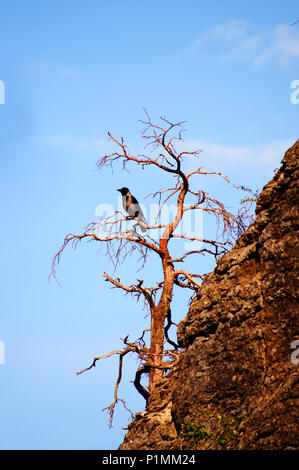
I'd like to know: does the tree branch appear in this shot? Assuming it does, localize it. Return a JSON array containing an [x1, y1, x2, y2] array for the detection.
[[133, 365, 150, 401], [187, 168, 230, 183], [50, 111, 252, 426], [174, 269, 202, 289], [164, 308, 179, 350], [104, 272, 157, 310]]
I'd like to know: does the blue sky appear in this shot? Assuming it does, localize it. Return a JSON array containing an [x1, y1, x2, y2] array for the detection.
[[0, 0, 298, 450]]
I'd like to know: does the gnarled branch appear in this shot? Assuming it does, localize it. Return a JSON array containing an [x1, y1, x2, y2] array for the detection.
[[50, 111, 253, 427]]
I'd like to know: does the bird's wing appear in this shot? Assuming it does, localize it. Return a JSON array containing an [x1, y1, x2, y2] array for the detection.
[[130, 195, 139, 205], [128, 195, 147, 223]]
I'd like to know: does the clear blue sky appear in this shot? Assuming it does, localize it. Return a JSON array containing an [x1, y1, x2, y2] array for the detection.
[[0, 0, 298, 449]]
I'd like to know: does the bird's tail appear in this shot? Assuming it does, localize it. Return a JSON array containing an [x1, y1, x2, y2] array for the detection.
[[139, 222, 146, 233], [138, 215, 147, 232]]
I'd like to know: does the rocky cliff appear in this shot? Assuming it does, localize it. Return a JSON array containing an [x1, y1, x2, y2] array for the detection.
[[119, 140, 299, 450]]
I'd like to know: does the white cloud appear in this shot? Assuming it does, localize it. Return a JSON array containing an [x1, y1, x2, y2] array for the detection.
[[254, 24, 299, 66], [194, 19, 250, 45], [191, 20, 299, 66], [29, 58, 81, 80], [177, 137, 295, 168], [33, 133, 107, 154], [192, 20, 262, 62], [33, 131, 296, 178]]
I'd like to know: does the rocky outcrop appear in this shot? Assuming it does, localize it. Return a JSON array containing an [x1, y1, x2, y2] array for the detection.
[[119, 140, 299, 450]]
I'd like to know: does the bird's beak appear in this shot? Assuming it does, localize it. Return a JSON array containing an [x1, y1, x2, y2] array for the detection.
[[117, 189, 121, 192]]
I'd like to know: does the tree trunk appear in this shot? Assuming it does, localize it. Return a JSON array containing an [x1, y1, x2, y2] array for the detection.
[[148, 244, 174, 394], [148, 304, 165, 393]]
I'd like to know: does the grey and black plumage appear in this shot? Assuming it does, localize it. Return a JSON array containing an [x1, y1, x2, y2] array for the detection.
[[117, 187, 147, 232]]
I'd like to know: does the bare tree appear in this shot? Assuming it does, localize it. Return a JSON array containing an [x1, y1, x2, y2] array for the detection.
[[50, 111, 245, 426]]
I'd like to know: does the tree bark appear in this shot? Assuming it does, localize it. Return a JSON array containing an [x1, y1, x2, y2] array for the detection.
[[148, 241, 174, 393], [148, 304, 165, 393]]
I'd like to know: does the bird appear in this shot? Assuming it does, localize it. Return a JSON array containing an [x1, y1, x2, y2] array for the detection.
[[117, 187, 147, 232]]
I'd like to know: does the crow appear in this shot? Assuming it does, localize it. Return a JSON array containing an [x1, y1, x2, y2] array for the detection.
[[117, 187, 147, 233]]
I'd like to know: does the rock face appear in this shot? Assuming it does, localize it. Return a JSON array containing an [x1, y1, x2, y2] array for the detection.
[[119, 141, 299, 450]]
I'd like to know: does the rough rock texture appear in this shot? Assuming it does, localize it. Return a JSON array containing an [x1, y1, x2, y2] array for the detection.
[[119, 140, 299, 450]]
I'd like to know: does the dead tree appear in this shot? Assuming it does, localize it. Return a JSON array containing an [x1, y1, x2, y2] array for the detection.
[[50, 111, 243, 426]]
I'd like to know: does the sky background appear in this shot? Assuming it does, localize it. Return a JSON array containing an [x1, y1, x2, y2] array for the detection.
[[0, 0, 298, 450]]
